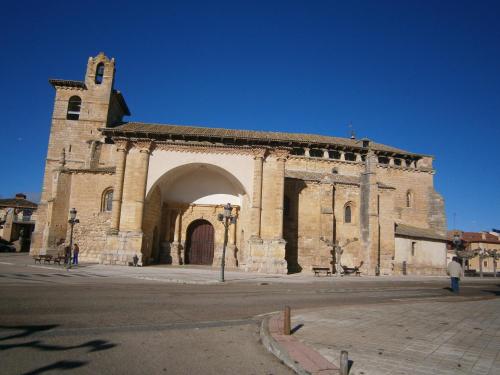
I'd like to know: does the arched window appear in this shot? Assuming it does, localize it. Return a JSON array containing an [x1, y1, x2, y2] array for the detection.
[[344, 205, 352, 223], [67, 96, 81, 120], [102, 189, 113, 212], [95, 62, 104, 84], [406, 190, 413, 208]]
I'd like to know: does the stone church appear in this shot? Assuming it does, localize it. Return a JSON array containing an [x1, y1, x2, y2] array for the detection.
[[30, 53, 448, 275]]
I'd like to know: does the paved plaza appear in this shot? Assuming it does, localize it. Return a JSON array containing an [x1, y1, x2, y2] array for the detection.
[[292, 298, 500, 375], [1, 253, 499, 374]]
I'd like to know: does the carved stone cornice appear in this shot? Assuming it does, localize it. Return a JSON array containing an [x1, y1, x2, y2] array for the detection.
[[271, 149, 290, 162], [114, 138, 130, 152], [133, 140, 155, 154], [252, 148, 267, 159], [153, 142, 255, 156]]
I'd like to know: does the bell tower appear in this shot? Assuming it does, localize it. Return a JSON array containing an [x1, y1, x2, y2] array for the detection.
[[31, 53, 130, 255]]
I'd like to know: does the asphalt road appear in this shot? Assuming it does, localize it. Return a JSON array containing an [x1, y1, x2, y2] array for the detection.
[[1, 256, 498, 374]]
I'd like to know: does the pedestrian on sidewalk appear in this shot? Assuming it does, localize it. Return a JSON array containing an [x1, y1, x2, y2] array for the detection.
[[72, 243, 79, 265], [447, 256, 462, 294]]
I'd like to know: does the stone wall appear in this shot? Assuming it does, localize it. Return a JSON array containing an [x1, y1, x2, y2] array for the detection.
[[67, 172, 115, 262], [394, 236, 447, 275]]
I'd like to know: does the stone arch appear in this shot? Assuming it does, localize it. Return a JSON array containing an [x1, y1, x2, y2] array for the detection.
[[146, 162, 248, 204]]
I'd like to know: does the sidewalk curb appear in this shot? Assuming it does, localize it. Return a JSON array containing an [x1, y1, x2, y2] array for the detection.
[[260, 313, 340, 375]]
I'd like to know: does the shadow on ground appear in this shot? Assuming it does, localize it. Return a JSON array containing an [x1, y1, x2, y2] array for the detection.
[[0, 324, 117, 374]]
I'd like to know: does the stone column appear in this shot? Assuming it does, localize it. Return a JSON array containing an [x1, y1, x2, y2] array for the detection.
[[356, 153, 362, 162], [389, 157, 394, 166], [226, 220, 238, 268], [323, 149, 329, 159], [340, 151, 346, 161], [251, 149, 265, 238], [133, 141, 153, 232], [275, 150, 287, 239], [171, 209, 183, 265], [304, 148, 310, 157], [110, 139, 128, 233]]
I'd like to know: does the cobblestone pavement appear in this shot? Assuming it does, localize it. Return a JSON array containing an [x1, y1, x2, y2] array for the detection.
[[292, 298, 500, 375]]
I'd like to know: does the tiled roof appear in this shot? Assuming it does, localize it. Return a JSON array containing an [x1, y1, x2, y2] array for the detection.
[[49, 79, 87, 89], [104, 122, 425, 157], [395, 224, 447, 241], [447, 231, 500, 245], [0, 198, 38, 209]]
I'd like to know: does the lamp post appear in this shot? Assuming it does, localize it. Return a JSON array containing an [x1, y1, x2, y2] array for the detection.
[[217, 203, 237, 282], [67, 208, 80, 270]]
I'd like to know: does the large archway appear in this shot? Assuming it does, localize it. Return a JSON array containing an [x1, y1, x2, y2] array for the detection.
[[185, 219, 214, 265], [142, 162, 249, 266]]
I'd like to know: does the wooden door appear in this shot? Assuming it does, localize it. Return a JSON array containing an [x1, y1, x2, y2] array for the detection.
[[186, 220, 214, 265]]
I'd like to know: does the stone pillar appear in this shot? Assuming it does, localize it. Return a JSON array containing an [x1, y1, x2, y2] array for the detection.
[[246, 149, 288, 274], [304, 148, 310, 157], [356, 153, 362, 162], [340, 151, 346, 161], [171, 209, 183, 265], [389, 157, 394, 166], [360, 150, 379, 275], [275, 151, 287, 239], [226, 220, 238, 268], [109, 139, 128, 233], [133, 142, 153, 232], [323, 149, 329, 159], [250, 149, 265, 238]]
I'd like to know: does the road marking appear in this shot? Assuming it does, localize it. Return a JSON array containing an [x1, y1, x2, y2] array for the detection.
[[0, 261, 14, 265]]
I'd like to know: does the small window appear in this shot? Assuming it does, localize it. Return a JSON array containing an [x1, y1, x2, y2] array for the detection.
[[102, 189, 113, 212], [378, 156, 389, 164], [309, 149, 323, 158], [329, 150, 341, 159], [345, 152, 356, 161], [406, 190, 413, 208], [95, 62, 104, 84], [291, 148, 305, 156], [411, 242, 417, 256], [344, 205, 352, 223], [67, 96, 81, 120]]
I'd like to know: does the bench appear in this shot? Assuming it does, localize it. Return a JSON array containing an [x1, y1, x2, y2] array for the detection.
[[33, 254, 54, 264], [312, 267, 332, 276], [52, 256, 65, 265], [342, 266, 361, 276]]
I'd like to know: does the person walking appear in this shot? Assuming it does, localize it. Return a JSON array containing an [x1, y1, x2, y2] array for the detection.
[[447, 256, 463, 294], [72, 243, 80, 265]]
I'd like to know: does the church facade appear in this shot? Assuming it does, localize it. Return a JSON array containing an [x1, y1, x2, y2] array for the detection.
[[30, 53, 448, 275]]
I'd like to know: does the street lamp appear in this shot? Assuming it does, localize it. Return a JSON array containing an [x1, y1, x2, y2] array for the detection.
[[67, 208, 80, 270], [217, 203, 237, 282]]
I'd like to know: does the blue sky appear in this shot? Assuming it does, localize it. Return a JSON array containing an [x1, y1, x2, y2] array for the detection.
[[1, 0, 498, 231]]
